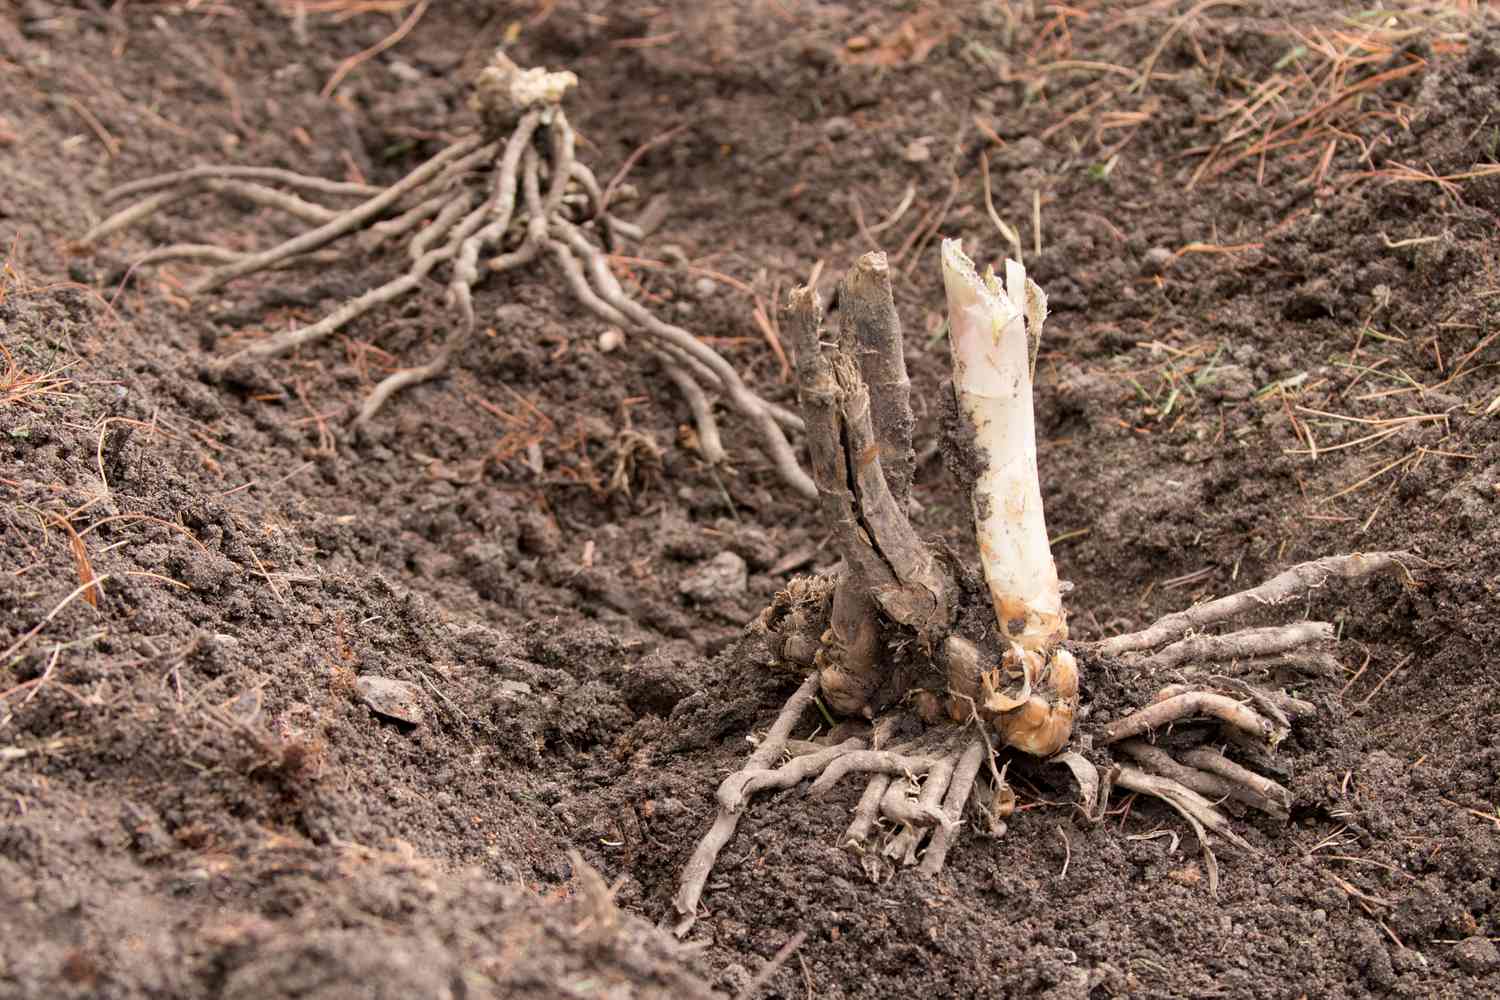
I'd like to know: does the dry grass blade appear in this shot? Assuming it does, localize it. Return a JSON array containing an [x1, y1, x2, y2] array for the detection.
[[1176, 242, 1264, 256], [285, 1, 417, 17], [750, 302, 791, 382], [601, 123, 690, 214], [980, 153, 1023, 262], [1365, 160, 1500, 201], [1321, 450, 1418, 503], [55, 515, 102, 608], [1134, 0, 1251, 95], [0, 576, 114, 667], [0, 344, 76, 409], [321, 0, 431, 98]]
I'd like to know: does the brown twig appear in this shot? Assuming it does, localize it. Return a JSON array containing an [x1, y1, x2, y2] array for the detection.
[[321, 0, 431, 97], [64, 96, 120, 158], [601, 123, 690, 215], [735, 930, 808, 1000], [0, 575, 114, 666], [750, 300, 791, 382]]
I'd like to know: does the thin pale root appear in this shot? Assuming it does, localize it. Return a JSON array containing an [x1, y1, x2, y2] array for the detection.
[[1095, 552, 1413, 657], [1099, 691, 1283, 747], [674, 674, 818, 935]]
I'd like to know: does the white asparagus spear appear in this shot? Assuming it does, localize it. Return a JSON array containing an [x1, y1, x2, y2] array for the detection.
[[940, 238, 1065, 650]]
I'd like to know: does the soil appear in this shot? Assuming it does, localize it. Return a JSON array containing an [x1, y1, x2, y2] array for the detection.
[[2, 2, 1498, 998]]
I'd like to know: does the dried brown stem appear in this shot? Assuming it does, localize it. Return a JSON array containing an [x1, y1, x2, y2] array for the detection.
[[838, 252, 914, 507], [785, 284, 951, 715], [787, 287, 865, 557], [836, 362, 947, 629], [786, 287, 888, 712]]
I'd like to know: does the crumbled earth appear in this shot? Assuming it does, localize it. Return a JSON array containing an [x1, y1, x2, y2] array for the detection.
[[2, 2, 1498, 998]]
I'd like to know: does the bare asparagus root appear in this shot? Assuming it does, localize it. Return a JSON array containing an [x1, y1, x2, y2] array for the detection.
[[83, 51, 815, 498], [672, 240, 1418, 925], [1078, 551, 1415, 892], [672, 672, 990, 936]]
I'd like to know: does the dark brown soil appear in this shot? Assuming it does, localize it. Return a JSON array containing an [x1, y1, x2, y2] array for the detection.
[[3, 2, 1498, 998]]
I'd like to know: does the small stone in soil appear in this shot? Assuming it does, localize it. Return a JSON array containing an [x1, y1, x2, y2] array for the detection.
[[356, 676, 424, 726], [496, 680, 533, 699], [678, 551, 748, 603], [517, 511, 562, 555], [1453, 935, 1499, 975], [823, 116, 854, 139], [1141, 246, 1175, 274]]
